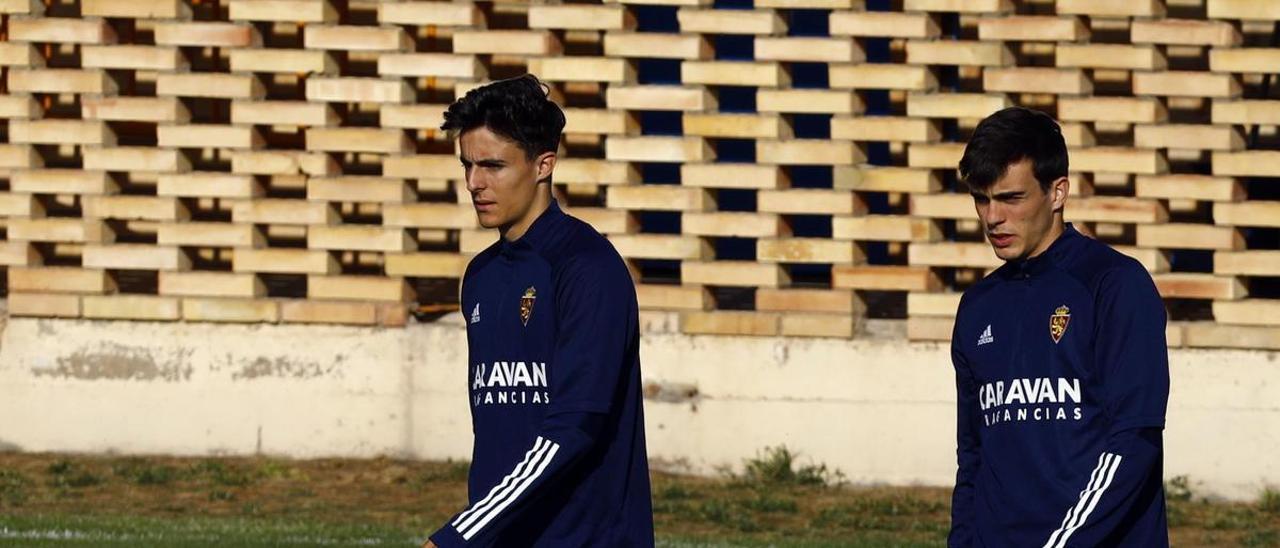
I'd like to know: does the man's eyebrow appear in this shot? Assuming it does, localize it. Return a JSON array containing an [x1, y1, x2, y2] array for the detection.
[[993, 190, 1024, 199]]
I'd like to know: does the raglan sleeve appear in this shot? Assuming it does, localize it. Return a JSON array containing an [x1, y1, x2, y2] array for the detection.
[[949, 306, 983, 548], [1039, 265, 1170, 548], [429, 251, 637, 547]]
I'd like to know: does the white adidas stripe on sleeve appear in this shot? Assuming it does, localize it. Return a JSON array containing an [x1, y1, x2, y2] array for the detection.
[[1043, 452, 1122, 548], [450, 436, 562, 542]]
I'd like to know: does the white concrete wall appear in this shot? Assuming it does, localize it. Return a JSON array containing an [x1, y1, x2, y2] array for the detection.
[[0, 314, 1275, 501]]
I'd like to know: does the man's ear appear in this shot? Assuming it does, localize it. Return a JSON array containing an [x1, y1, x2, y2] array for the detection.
[[535, 151, 557, 184], [1050, 176, 1070, 212]]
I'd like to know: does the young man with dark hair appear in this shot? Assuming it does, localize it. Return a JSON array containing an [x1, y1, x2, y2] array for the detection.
[[424, 74, 654, 548], [948, 107, 1170, 547]]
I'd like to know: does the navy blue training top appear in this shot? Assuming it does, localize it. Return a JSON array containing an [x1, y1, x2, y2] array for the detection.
[[949, 224, 1170, 548], [430, 200, 654, 548]]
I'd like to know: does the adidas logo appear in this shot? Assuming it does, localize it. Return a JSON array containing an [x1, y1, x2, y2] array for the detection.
[[977, 324, 994, 346], [470, 303, 481, 324]]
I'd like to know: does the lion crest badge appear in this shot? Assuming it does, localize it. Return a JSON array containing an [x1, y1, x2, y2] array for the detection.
[[1049, 305, 1071, 344], [519, 287, 537, 326]]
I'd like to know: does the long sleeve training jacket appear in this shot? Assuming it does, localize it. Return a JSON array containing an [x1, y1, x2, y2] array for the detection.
[[430, 200, 654, 547], [949, 224, 1170, 548]]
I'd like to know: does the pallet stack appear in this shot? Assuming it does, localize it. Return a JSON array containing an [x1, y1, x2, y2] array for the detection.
[[0, 0, 1277, 349]]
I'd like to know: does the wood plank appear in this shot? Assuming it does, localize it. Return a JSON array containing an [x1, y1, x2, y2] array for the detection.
[[984, 68, 1091, 95], [606, 85, 713, 111], [677, 8, 783, 35], [610, 234, 710, 260], [908, 242, 1000, 269], [1214, 300, 1280, 327], [758, 288, 862, 314], [1059, 97, 1166, 123], [907, 291, 961, 317], [829, 63, 938, 91], [1133, 19, 1240, 46], [232, 199, 336, 225], [280, 300, 377, 326], [83, 147, 189, 172], [1137, 224, 1243, 250], [453, 30, 559, 56], [757, 239, 862, 264], [10, 119, 114, 146], [635, 284, 709, 311], [157, 73, 263, 99], [681, 311, 779, 337], [1207, 0, 1280, 21], [384, 252, 467, 277], [832, 116, 938, 143], [758, 89, 863, 114], [1184, 323, 1280, 350], [832, 265, 942, 291], [978, 16, 1087, 41], [231, 100, 336, 127], [83, 195, 186, 222], [158, 173, 263, 199], [1134, 124, 1243, 151], [907, 93, 1010, 119], [605, 33, 709, 60], [1135, 174, 1242, 202], [607, 186, 712, 211], [307, 128, 411, 154], [0, 241, 38, 267], [781, 314, 858, 338], [1133, 71, 1241, 98], [1153, 273, 1247, 300], [9, 267, 113, 294], [906, 40, 1012, 66], [81, 45, 185, 71], [9, 17, 113, 44], [158, 124, 261, 149], [1214, 150, 1280, 177], [11, 169, 115, 194], [1215, 251, 1280, 276], [755, 37, 863, 63], [305, 77, 411, 104], [831, 11, 939, 38], [228, 0, 336, 23], [83, 244, 190, 271], [1070, 147, 1167, 175], [903, 0, 1011, 12], [836, 166, 940, 193], [378, 1, 480, 26], [907, 143, 965, 170], [83, 296, 191, 322], [1056, 44, 1165, 70], [383, 203, 476, 229], [160, 271, 263, 298], [681, 61, 787, 87], [309, 275, 411, 302], [1214, 202, 1280, 227], [229, 48, 334, 74], [9, 293, 81, 318], [157, 222, 262, 247], [1068, 196, 1168, 224], [683, 113, 788, 139], [378, 53, 482, 78], [606, 136, 712, 162], [1056, 0, 1164, 17], [682, 261, 786, 287], [233, 248, 338, 275], [682, 212, 784, 238], [529, 5, 630, 30], [182, 298, 279, 323], [757, 140, 863, 165], [758, 189, 864, 215], [308, 225, 413, 252], [681, 164, 783, 189], [82, 96, 188, 123], [304, 25, 409, 52], [154, 22, 259, 47], [528, 57, 631, 83], [8, 218, 108, 243], [832, 216, 940, 242]]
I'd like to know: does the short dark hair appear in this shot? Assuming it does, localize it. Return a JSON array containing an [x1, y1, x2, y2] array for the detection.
[[958, 106, 1068, 191], [440, 73, 566, 159]]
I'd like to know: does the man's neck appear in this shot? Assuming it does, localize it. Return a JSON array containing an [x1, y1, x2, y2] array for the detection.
[[500, 189, 552, 242], [1024, 219, 1066, 261]]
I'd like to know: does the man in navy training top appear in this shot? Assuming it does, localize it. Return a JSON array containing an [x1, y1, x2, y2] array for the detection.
[[424, 74, 654, 547], [948, 107, 1170, 548]]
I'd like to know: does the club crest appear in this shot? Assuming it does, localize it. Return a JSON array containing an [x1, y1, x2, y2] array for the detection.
[[1049, 305, 1071, 344], [519, 287, 537, 326]]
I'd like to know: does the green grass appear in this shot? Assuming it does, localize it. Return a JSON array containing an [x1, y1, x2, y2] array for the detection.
[[0, 451, 1276, 547]]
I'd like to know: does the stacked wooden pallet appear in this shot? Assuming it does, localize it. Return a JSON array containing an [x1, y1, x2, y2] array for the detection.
[[0, 0, 1277, 349]]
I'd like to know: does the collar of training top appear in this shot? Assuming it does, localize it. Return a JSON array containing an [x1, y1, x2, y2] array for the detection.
[[1002, 222, 1082, 280], [499, 199, 564, 255]]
